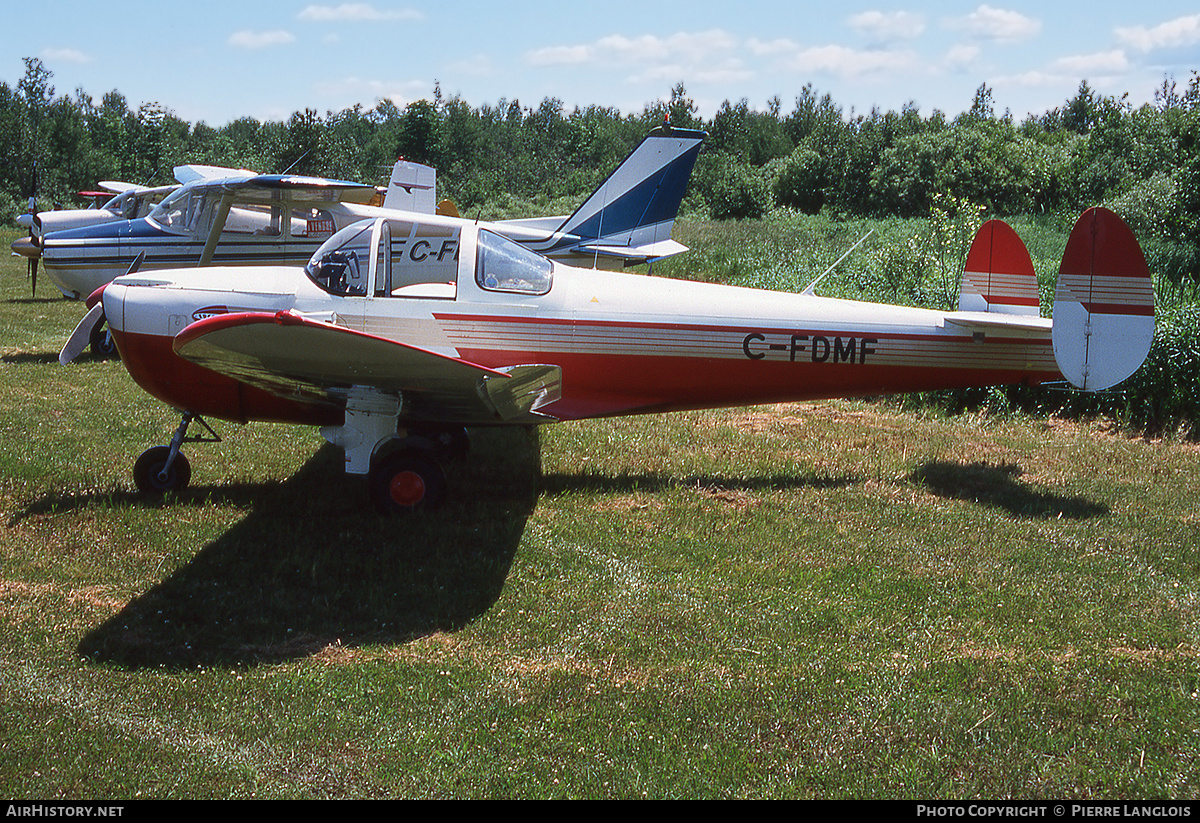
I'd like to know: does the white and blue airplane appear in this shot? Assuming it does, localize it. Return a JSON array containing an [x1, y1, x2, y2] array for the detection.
[[38, 125, 706, 304], [9, 165, 248, 295]]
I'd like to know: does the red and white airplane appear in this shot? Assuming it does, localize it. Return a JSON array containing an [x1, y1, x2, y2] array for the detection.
[[63, 206, 1154, 513]]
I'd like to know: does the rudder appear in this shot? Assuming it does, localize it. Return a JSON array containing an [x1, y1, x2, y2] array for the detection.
[[1051, 207, 1155, 391], [959, 219, 1040, 316]]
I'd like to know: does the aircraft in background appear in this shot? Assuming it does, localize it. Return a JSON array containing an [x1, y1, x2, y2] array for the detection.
[[40, 126, 704, 357], [11, 177, 181, 295], [38, 125, 705, 302], [63, 205, 1155, 514], [10, 164, 268, 260]]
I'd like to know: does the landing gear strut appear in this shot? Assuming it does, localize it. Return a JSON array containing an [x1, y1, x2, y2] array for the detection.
[[132, 412, 220, 494], [88, 316, 118, 359]]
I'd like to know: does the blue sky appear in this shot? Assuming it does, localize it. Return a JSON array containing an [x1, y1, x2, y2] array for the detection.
[[3, 1, 1198, 126]]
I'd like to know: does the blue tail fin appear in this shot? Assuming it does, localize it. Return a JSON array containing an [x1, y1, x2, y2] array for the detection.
[[558, 126, 705, 250]]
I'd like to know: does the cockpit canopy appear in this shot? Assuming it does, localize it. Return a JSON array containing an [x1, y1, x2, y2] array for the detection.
[[304, 217, 553, 299], [148, 184, 338, 241]]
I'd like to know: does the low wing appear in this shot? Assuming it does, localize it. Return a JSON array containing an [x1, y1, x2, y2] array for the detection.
[[172, 310, 561, 424]]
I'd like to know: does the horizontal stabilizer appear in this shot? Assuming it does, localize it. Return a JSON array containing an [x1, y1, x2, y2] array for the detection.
[[943, 311, 1051, 334], [1051, 207, 1155, 391], [577, 238, 689, 263]]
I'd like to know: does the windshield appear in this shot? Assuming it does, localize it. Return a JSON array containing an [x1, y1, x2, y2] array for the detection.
[[476, 229, 552, 295], [148, 187, 205, 234], [305, 220, 373, 296]]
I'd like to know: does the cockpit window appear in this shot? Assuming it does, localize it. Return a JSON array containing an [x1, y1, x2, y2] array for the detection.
[[149, 187, 205, 234], [476, 229, 552, 295], [305, 221, 372, 296]]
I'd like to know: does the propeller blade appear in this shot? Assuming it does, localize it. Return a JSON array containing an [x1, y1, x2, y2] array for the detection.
[[60, 302, 105, 365]]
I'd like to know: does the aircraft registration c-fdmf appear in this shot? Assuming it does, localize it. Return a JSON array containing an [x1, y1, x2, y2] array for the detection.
[[63, 205, 1155, 514]]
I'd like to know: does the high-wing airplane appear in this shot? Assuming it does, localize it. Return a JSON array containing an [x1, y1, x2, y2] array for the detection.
[[9, 165, 261, 295], [38, 125, 706, 303], [63, 205, 1154, 514]]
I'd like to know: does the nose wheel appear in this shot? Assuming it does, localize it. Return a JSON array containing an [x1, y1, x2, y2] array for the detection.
[[88, 316, 119, 359], [133, 445, 192, 493], [132, 412, 219, 495]]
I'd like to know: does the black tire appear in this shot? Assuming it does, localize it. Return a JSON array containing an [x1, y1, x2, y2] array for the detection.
[[89, 319, 119, 360], [133, 446, 191, 494], [369, 451, 446, 514]]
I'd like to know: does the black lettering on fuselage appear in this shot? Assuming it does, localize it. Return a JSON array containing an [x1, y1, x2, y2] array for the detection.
[[742, 332, 879, 365], [743, 332, 765, 360], [834, 336, 856, 363], [410, 239, 432, 261]]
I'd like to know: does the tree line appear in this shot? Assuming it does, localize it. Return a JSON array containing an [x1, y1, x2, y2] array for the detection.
[[3, 57, 1199, 256]]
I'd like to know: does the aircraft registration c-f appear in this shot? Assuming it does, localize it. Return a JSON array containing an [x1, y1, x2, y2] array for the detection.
[[64, 206, 1154, 514]]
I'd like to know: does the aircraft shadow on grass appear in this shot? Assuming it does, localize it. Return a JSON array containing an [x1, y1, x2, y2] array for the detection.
[[538, 468, 856, 497], [909, 460, 1108, 520], [75, 428, 542, 670], [70, 429, 854, 669], [63, 435, 1101, 668]]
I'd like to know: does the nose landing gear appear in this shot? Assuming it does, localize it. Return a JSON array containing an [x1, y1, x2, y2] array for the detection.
[[132, 412, 220, 495]]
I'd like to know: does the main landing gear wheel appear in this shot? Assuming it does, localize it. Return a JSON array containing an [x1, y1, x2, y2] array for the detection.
[[133, 445, 192, 494], [369, 450, 446, 514]]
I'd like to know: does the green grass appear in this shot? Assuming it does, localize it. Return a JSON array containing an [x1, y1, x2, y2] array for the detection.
[[2, 224, 1200, 798]]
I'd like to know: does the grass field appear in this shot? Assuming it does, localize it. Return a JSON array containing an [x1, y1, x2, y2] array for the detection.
[[1, 221, 1199, 798]]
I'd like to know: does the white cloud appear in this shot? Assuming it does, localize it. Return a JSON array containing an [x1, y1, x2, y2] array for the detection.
[[944, 44, 981, 71], [1115, 14, 1200, 52], [228, 30, 296, 49], [524, 29, 739, 78], [526, 45, 594, 66], [848, 11, 926, 43], [784, 44, 921, 78], [40, 48, 91, 64], [947, 4, 1041, 43], [1052, 50, 1130, 75], [297, 3, 423, 22], [746, 37, 798, 57], [313, 75, 428, 106]]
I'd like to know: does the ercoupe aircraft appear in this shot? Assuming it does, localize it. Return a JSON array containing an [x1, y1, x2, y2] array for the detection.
[[63, 205, 1154, 514], [39, 125, 706, 303]]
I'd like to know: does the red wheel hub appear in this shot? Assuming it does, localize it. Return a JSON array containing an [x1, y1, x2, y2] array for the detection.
[[389, 470, 426, 506]]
